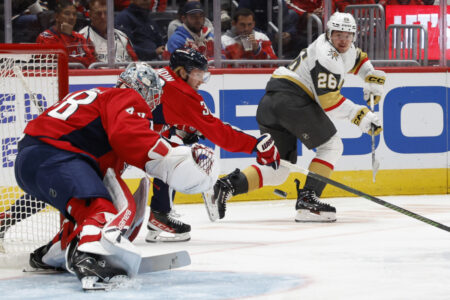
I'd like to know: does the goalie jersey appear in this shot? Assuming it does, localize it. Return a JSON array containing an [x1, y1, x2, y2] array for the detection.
[[23, 87, 161, 175], [267, 33, 375, 113]]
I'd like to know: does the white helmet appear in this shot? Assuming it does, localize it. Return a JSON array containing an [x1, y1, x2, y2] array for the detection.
[[326, 12, 357, 41]]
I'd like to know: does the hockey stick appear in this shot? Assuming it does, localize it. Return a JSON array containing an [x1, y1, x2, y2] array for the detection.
[[370, 94, 380, 182], [138, 250, 191, 274], [13, 66, 45, 114], [280, 160, 450, 232], [24, 251, 191, 274]]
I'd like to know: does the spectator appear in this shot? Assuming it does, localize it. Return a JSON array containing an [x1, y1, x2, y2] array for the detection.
[[165, 1, 214, 59], [114, 0, 130, 11], [149, 0, 167, 11], [332, 0, 376, 12], [4, 0, 44, 43], [377, 0, 432, 5], [115, 0, 165, 61], [79, 0, 138, 63], [167, 0, 214, 39], [238, 0, 301, 59], [114, 0, 167, 11], [36, 0, 97, 68], [287, 0, 323, 18], [286, 0, 323, 52], [222, 8, 277, 60]]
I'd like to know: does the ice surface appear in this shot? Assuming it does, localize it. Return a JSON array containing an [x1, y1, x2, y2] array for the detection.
[[1, 194, 450, 299]]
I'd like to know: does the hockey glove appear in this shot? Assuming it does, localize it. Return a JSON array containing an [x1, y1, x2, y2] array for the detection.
[[363, 70, 386, 106], [170, 125, 204, 145], [255, 133, 280, 170], [352, 107, 382, 135]]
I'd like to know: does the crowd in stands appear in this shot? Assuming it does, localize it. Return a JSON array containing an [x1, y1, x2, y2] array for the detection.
[[0, 0, 438, 68]]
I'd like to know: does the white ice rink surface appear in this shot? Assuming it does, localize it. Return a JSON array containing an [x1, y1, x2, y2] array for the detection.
[[1, 194, 450, 299]]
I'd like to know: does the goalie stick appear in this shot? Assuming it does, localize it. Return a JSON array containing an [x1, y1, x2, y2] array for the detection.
[[280, 160, 450, 233], [24, 250, 191, 274], [24, 250, 191, 290]]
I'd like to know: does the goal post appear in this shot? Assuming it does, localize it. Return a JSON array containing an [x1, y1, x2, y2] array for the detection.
[[0, 43, 69, 257]]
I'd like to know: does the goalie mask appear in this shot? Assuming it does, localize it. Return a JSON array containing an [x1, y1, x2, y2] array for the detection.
[[326, 12, 357, 42], [117, 62, 162, 111]]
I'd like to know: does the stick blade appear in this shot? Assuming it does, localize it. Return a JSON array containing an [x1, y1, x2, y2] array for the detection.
[[138, 250, 191, 274]]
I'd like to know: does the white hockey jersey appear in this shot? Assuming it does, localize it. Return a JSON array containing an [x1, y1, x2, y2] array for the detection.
[[270, 33, 374, 113], [79, 26, 138, 63]]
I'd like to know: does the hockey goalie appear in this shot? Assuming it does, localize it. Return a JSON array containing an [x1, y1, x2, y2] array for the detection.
[[14, 62, 219, 290]]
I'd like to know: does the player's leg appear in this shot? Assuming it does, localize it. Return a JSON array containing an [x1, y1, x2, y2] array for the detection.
[[294, 134, 343, 222], [146, 178, 191, 242], [64, 196, 131, 283], [14, 142, 132, 285], [29, 218, 74, 270], [202, 91, 299, 221], [264, 91, 341, 222], [202, 127, 294, 221]]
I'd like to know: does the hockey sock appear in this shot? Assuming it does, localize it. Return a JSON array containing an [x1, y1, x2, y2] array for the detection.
[[241, 166, 262, 193], [150, 178, 175, 213], [305, 159, 334, 197]]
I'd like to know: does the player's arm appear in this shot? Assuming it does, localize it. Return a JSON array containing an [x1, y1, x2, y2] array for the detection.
[[164, 94, 258, 154], [311, 60, 382, 136], [349, 48, 386, 106], [101, 89, 164, 168], [164, 94, 279, 169]]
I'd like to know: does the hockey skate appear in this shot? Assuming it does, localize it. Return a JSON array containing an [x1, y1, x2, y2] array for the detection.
[[66, 238, 129, 291], [29, 242, 65, 271], [145, 210, 191, 242], [294, 179, 336, 222], [202, 171, 236, 221]]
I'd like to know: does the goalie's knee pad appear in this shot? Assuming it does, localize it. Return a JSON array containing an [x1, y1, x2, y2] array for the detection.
[[314, 134, 343, 167]]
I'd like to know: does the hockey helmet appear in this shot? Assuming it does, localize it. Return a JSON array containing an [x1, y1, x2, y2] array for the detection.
[[169, 48, 208, 73], [326, 12, 357, 41], [117, 62, 162, 111]]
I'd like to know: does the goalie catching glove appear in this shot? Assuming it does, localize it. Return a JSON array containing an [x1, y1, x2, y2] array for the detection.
[[352, 107, 382, 135], [255, 133, 280, 170], [145, 138, 219, 194], [363, 70, 386, 106]]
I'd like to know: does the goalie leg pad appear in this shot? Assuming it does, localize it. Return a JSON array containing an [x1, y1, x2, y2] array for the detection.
[[125, 176, 150, 242]]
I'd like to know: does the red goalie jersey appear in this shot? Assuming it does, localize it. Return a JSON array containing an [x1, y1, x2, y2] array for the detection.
[[24, 87, 161, 174], [155, 66, 258, 154]]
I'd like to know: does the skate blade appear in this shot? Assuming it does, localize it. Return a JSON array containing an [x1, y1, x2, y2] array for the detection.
[[145, 230, 190, 243], [82, 275, 130, 291], [295, 210, 336, 223], [202, 191, 219, 222]]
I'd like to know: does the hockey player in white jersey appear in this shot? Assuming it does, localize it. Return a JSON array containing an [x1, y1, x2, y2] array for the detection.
[[203, 12, 386, 223]]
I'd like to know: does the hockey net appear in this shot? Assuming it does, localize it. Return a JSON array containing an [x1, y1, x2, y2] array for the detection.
[[0, 44, 68, 261]]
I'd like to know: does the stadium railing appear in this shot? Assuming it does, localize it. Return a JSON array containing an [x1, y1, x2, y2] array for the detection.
[[386, 24, 428, 66], [345, 4, 386, 60]]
